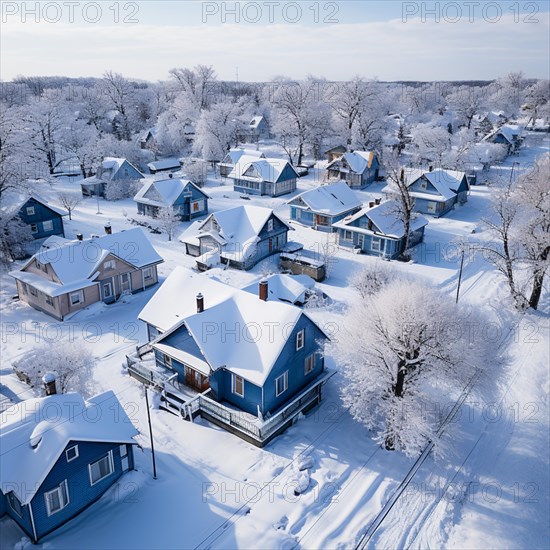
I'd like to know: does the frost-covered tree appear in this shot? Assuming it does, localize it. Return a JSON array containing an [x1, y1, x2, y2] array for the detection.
[[169, 65, 217, 110], [101, 71, 137, 141], [14, 342, 94, 397], [331, 77, 369, 148], [182, 159, 208, 187], [410, 123, 451, 166], [522, 80, 549, 127], [447, 85, 488, 129], [335, 280, 481, 456], [0, 215, 34, 265], [349, 261, 396, 299], [156, 206, 181, 241], [60, 119, 101, 178]]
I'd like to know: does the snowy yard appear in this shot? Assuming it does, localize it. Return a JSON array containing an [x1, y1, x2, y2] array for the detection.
[[1, 135, 549, 549]]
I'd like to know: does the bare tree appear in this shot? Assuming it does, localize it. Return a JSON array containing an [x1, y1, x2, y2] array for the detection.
[[57, 192, 82, 220], [157, 206, 181, 241]]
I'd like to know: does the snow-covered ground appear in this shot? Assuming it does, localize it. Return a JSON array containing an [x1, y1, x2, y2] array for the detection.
[[1, 134, 548, 549]]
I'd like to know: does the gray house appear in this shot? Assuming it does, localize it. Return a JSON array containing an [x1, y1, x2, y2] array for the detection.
[[326, 151, 380, 188], [382, 168, 470, 217], [179, 205, 292, 270], [219, 148, 265, 177], [238, 116, 270, 143], [333, 200, 428, 259], [80, 158, 144, 198], [134, 177, 209, 221], [229, 157, 298, 197], [288, 182, 362, 232]]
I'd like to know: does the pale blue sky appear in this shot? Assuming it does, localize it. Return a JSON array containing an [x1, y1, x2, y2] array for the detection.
[[1, 1, 549, 81]]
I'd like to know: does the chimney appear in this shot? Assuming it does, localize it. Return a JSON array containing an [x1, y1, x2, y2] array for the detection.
[[104, 224, 112, 235], [169, 173, 173, 178], [375, 198, 381, 205], [259, 279, 268, 301], [76, 233, 83, 241], [369, 201, 375, 208], [196, 293, 204, 313], [429, 165, 434, 172], [43, 372, 57, 396], [367, 219, 373, 231]]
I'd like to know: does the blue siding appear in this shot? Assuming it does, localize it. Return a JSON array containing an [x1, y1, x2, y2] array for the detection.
[[112, 161, 143, 181], [211, 369, 263, 415], [18, 198, 65, 240], [0, 490, 34, 540], [262, 315, 326, 414]]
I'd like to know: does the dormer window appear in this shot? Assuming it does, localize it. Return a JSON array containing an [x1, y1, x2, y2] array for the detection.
[[104, 260, 115, 271]]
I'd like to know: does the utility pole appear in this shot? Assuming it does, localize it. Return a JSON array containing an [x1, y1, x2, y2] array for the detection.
[[456, 249, 465, 303], [144, 386, 157, 479]]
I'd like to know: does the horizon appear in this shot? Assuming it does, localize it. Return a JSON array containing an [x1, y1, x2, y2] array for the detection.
[[1, 1, 549, 82]]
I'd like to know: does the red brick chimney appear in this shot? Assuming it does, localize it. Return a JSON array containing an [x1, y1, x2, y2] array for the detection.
[[259, 279, 268, 301]]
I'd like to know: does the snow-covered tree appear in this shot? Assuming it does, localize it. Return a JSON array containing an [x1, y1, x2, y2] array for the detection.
[[410, 123, 452, 166], [0, 214, 33, 265], [335, 280, 482, 457], [447, 85, 488, 129], [101, 71, 137, 141], [14, 342, 95, 397], [522, 80, 550, 127], [182, 159, 208, 187], [60, 119, 101, 178], [349, 261, 396, 299], [57, 192, 82, 220], [156, 206, 181, 241], [169, 65, 217, 110]]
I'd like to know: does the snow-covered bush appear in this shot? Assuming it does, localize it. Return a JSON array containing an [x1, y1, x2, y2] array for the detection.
[[349, 261, 396, 299], [13, 342, 95, 397], [0, 215, 33, 266]]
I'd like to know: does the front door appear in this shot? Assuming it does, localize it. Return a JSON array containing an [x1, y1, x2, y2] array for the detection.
[[102, 281, 113, 301], [120, 273, 131, 292]]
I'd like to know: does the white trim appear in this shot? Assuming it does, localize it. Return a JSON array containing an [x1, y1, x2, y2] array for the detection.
[[88, 450, 115, 486], [66, 445, 79, 462], [28, 501, 38, 543], [232, 373, 244, 398], [44, 480, 69, 517], [296, 329, 305, 351], [275, 371, 288, 397]]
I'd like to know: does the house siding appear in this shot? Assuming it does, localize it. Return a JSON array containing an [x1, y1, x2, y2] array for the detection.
[[18, 198, 65, 240], [15, 441, 134, 541]]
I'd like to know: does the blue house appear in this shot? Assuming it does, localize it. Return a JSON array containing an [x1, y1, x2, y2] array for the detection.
[[14, 194, 68, 240], [0, 389, 138, 543], [383, 168, 470, 217], [288, 182, 362, 232], [80, 157, 144, 198], [483, 124, 524, 154], [219, 148, 265, 177], [134, 177, 210, 221], [333, 200, 428, 259], [132, 267, 331, 446], [229, 157, 298, 197], [326, 151, 380, 189], [179, 205, 293, 271]]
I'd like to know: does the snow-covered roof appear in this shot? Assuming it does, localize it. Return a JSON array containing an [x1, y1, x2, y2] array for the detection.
[[327, 151, 377, 174], [2, 192, 69, 218], [134, 178, 208, 208], [10, 228, 163, 297], [249, 116, 265, 129], [494, 124, 523, 143], [82, 157, 144, 185], [179, 205, 291, 263], [219, 148, 265, 167], [228, 157, 298, 183], [144, 267, 324, 386], [385, 168, 466, 200], [241, 274, 314, 305], [139, 127, 157, 142], [147, 158, 181, 171], [0, 391, 138, 505], [289, 182, 362, 216], [333, 201, 428, 239]]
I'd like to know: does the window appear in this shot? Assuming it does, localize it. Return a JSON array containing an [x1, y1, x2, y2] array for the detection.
[[296, 329, 305, 351], [42, 220, 53, 232], [44, 480, 69, 516], [103, 259, 115, 271], [267, 219, 274, 232], [164, 354, 172, 368], [70, 291, 82, 305], [45, 295, 54, 307], [30, 223, 38, 233], [26, 206, 35, 216], [143, 267, 153, 280], [420, 180, 428, 190], [343, 230, 353, 242], [89, 451, 115, 486], [232, 374, 244, 397], [7, 493, 23, 518], [29, 287, 38, 297], [275, 371, 288, 397], [371, 238, 382, 252], [66, 445, 79, 462], [20, 283, 28, 294], [305, 354, 315, 375], [192, 200, 204, 212]]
